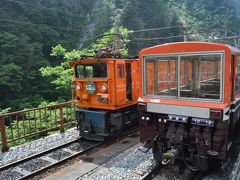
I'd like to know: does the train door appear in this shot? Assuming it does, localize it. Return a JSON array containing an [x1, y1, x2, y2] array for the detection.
[[115, 61, 127, 106], [126, 63, 132, 101]]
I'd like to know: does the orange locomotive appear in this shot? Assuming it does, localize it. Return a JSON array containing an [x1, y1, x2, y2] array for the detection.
[[138, 42, 240, 171], [69, 49, 139, 140]]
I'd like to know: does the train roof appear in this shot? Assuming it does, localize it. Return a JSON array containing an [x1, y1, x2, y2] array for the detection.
[[139, 42, 240, 55], [69, 57, 138, 67]]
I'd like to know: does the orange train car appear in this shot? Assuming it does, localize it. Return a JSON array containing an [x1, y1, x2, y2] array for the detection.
[[69, 52, 139, 140], [138, 42, 240, 171]]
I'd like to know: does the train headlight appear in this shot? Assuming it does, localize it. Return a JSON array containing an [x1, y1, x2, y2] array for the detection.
[[146, 117, 150, 121], [141, 116, 145, 120], [101, 83, 107, 92], [76, 84, 81, 90]]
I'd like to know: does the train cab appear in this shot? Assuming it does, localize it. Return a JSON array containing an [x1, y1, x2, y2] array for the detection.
[[138, 42, 240, 171], [69, 55, 139, 140]]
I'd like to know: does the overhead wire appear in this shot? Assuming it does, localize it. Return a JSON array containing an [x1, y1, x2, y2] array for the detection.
[[0, 17, 186, 35], [3, 0, 239, 47], [0, 18, 82, 32], [3, 0, 85, 30], [6, 0, 66, 12], [167, 0, 224, 31], [2, 17, 236, 47], [167, 0, 198, 19], [128, 26, 183, 33], [128, 1, 238, 45], [130, 29, 227, 41]]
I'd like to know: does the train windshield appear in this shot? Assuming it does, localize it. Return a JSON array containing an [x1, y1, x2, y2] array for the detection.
[[75, 62, 107, 78], [144, 53, 222, 101]]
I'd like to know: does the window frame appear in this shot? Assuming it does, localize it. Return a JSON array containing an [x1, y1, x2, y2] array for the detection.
[[74, 62, 108, 79], [142, 51, 224, 102], [236, 56, 240, 95]]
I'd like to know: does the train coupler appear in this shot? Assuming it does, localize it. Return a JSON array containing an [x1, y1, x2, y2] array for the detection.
[[162, 148, 178, 165], [207, 149, 219, 157]]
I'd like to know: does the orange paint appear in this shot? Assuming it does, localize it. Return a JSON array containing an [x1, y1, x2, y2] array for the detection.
[[139, 42, 240, 110], [69, 58, 139, 110]]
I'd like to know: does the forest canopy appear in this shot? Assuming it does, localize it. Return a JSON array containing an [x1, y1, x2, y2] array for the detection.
[[0, 0, 239, 111]]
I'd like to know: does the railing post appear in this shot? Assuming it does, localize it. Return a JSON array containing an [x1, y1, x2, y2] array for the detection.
[[60, 105, 65, 133], [0, 117, 9, 152]]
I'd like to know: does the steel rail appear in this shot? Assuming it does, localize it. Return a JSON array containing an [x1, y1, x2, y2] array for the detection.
[[0, 138, 102, 180], [140, 163, 163, 180], [140, 163, 206, 180], [0, 138, 81, 171], [19, 140, 102, 180]]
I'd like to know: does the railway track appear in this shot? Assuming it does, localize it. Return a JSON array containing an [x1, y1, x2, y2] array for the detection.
[[0, 138, 102, 180], [140, 163, 162, 180], [140, 163, 206, 180]]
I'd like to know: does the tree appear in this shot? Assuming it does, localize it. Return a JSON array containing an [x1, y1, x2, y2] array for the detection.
[[0, 63, 24, 107], [40, 27, 129, 101]]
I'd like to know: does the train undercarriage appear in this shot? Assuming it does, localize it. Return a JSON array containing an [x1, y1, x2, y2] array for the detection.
[[140, 112, 231, 171], [76, 105, 138, 141]]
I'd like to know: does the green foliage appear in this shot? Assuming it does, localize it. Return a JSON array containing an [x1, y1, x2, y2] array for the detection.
[[1, 0, 239, 112], [0, 63, 23, 92], [50, 44, 66, 57], [169, 0, 239, 41], [0, 0, 97, 111], [0, 107, 11, 116], [40, 62, 73, 90], [40, 27, 129, 93]]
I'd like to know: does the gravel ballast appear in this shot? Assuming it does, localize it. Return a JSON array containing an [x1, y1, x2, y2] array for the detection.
[[79, 144, 157, 180], [0, 128, 79, 167]]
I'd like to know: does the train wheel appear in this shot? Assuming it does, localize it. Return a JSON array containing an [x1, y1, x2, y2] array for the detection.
[[152, 141, 163, 162]]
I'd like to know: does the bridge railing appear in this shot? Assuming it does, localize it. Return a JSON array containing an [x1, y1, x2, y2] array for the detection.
[[0, 101, 76, 152]]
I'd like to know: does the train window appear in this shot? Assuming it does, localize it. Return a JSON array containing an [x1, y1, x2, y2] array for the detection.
[[145, 61, 155, 95], [157, 57, 178, 96], [75, 65, 85, 78], [236, 56, 240, 94], [75, 62, 107, 78], [180, 54, 221, 100], [117, 64, 124, 78], [85, 66, 94, 78], [143, 53, 222, 101], [145, 56, 178, 96]]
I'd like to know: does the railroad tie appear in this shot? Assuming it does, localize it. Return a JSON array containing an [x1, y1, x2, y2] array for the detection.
[[62, 148, 78, 155], [13, 167, 31, 176], [39, 156, 58, 164]]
